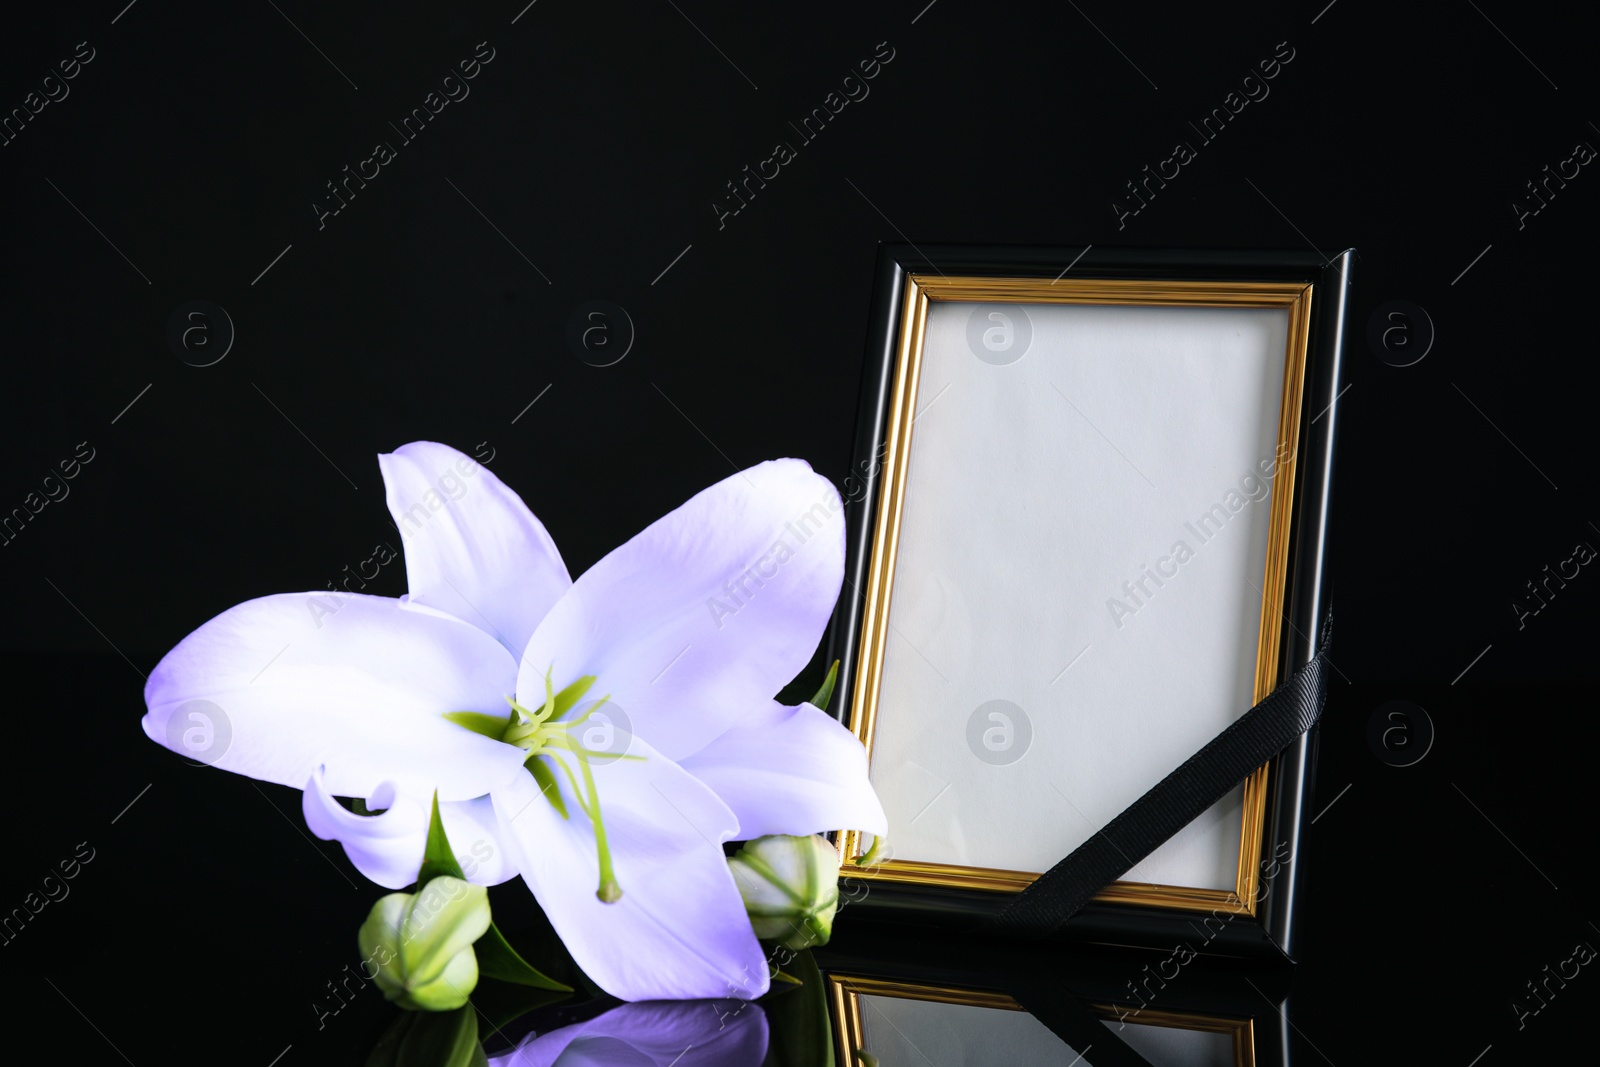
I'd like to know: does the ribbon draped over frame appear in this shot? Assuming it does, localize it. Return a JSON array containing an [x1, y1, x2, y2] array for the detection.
[[985, 613, 1334, 937]]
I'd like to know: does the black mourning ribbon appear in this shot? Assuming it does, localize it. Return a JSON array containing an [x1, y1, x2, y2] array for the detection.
[[1005, 976, 1166, 1067], [986, 613, 1333, 938]]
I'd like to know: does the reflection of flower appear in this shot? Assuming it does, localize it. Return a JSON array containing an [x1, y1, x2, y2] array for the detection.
[[488, 999, 768, 1067], [142, 442, 885, 1001]]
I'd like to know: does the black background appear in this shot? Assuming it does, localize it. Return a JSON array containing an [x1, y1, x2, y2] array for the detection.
[[2, 1, 1595, 1063]]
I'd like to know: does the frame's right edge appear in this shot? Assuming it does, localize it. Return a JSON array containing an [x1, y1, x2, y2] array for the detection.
[[1256, 249, 1355, 959]]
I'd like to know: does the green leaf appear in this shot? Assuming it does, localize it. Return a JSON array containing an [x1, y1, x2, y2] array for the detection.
[[809, 660, 840, 712], [442, 710, 511, 739], [474, 922, 571, 991], [552, 675, 598, 720], [413, 793, 572, 993], [365, 1005, 486, 1067], [527, 757, 569, 820], [416, 793, 468, 886], [759, 949, 835, 1067]]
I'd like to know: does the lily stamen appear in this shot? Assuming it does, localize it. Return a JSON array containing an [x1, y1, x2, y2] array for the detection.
[[454, 669, 628, 904]]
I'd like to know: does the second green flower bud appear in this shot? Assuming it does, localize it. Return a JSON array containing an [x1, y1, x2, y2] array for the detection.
[[728, 834, 841, 951]]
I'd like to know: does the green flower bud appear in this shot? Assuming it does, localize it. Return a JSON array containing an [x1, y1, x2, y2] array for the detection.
[[358, 876, 491, 1012], [728, 834, 841, 951]]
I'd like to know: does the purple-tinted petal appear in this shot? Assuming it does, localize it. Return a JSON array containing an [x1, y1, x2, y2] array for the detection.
[[517, 459, 843, 761], [492, 740, 768, 1002], [142, 592, 526, 801], [380, 441, 571, 657], [301, 770, 517, 889], [489, 1000, 768, 1067], [680, 701, 887, 839]]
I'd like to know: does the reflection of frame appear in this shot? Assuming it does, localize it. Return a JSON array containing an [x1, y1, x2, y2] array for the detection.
[[829, 247, 1350, 956], [828, 974, 1256, 1067]]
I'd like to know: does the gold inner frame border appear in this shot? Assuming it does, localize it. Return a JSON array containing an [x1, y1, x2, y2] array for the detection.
[[837, 274, 1314, 915]]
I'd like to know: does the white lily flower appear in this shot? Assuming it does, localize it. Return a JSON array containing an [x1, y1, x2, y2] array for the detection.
[[141, 442, 886, 1001]]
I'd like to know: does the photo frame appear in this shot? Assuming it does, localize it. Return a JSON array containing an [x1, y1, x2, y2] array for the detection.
[[828, 246, 1351, 957]]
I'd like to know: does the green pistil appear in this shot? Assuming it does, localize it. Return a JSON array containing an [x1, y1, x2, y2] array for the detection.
[[449, 668, 627, 905], [547, 730, 623, 903]]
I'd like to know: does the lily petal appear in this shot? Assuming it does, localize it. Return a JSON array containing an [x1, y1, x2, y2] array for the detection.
[[680, 701, 888, 840], [490, 999, 769, 1067], [492, 740, 768, 1002], [301, 770, 517, 889], [142, 592, 527, 801], [302, 773, 429, 889], [380, 441, 571, 657], [518, 459, 843, 761]]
